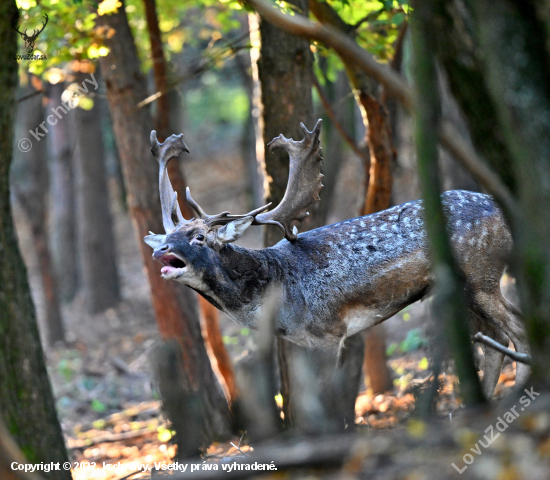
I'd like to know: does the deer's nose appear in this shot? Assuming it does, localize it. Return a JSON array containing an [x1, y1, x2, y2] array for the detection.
[[153, 244, 171, 259]]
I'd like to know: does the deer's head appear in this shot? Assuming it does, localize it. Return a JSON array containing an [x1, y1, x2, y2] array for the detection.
[[13, 13, 48, 54], [144, 122, 324, 290]]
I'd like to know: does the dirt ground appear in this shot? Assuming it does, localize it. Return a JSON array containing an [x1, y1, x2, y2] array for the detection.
[[13, 142, 545, 480]]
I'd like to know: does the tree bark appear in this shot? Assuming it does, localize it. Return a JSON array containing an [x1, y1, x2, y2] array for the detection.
[[0, 2, 71, 476], [12, 81, 65, 346], [47, 82, 78, 302], [97, 2, 231, 441], [74, 72, 120, 314], [252, 1, 311, 428]]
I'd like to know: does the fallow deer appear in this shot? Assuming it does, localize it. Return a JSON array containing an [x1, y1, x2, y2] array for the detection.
[[144, 120, 528, 399]]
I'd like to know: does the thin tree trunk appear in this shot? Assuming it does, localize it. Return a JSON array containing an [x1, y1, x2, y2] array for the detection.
[[143, 0, 237, 405], [235, 46, 264, 209], [358, 90, 394, 395], [315, 67, 351, 225], [12, 81, 65, 346], [198, 296, 237, 403], [252, 0, 314, 428], [411, 0, 485, 405], [97, 1, 231, 442], [48, 82, 78, 302], [74, 72, 120, 314], [0, 2, 71, 476]]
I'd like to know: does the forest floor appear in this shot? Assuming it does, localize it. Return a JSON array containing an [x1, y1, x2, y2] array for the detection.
[[14, 147, 550, 479]]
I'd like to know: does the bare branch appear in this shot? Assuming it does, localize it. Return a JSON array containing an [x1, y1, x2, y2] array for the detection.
[[474, 332, 532, 365], [137, 33, 250, 109], [246, 0, 411, 108], [245, 0, 519, 218]]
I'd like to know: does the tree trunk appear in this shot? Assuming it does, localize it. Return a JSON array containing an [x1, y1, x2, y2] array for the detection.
[[468, 0, 550, 389], [358, 89, 394, 395], [0, 2, 71, 476], [47, 82, 78, 302], [426, 0, 516, 193], [0, 416, 46, 480], [97, 1, 231, 442], [198, 296, 237, 403], [309, 0, 394, 395], [253, 0, 363, 430], [74, 73, 120, 314], [12, 81, 65, 346]]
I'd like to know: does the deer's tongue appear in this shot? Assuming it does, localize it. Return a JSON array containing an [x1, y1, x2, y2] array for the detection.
[[161, 266, 175, 274]]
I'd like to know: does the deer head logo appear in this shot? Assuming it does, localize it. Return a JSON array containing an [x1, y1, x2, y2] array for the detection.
[[13, 13, 48, 54]]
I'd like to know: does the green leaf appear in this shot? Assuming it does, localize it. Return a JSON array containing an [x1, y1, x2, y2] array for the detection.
[[393, 11, 405, 26], [400, 328, 428, 353], [90, 399, 107, 413]]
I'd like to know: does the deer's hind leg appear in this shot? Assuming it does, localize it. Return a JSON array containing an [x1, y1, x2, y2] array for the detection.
[[467, 302, 505, 399], [500, 296, 530, 388], [469, 289, 529, 398]]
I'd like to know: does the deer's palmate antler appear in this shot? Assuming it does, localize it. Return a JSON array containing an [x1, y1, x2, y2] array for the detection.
[[255, 119, 324, 240], [144, 120, 528, 401]]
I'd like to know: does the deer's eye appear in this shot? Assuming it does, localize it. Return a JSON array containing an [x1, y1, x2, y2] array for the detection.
[[196, 234, 205, 241]]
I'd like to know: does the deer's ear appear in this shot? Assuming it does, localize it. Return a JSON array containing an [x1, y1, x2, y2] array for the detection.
[[215, 216, 254, 245], [144, 233, 167, 249]]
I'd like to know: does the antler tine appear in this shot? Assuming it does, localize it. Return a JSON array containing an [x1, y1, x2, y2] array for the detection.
[[29, 13, 48, 40], [185, 187, 208, 220], [186, 186, 271, 228], [12, 18, 25, 36], [255, 119, 324, 242], [36, 13, 48, 34], [150, 130, 190, 234]]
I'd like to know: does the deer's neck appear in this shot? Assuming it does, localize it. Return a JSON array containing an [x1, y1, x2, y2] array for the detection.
[[198, 244, 283, 326]]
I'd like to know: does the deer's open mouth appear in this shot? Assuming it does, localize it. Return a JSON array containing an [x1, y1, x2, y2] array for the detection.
[[157, 253, 187, 277]]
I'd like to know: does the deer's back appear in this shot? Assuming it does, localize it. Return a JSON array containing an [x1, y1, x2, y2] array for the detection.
[[271, 190, 510, 347]]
